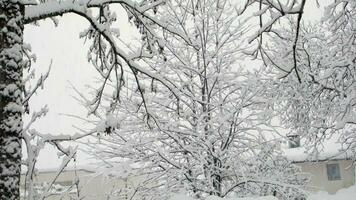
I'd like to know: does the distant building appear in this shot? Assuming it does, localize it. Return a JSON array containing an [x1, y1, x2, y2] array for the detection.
[[283, 136, 355, 194], [21, 138, 355, 199], [20, 167, 127, 200]]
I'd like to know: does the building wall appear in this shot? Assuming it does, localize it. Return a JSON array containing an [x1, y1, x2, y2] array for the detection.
[[21, 160, 356, 199], [20, 170, 128, 200], [296, 160, 355, 194]]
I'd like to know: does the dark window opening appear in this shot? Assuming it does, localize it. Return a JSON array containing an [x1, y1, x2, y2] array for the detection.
[[326, 163, 341, 181], [288, 135, 300, 148]]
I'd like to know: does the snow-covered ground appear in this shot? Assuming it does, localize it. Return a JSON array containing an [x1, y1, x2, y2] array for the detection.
[[308, 185, 356, 200], [169, 195, 277, 200], [169, 185, 356, 200]]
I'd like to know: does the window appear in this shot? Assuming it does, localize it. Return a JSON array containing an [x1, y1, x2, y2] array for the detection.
[[288, 135, 300, 148], [327, 163, 341, 181]]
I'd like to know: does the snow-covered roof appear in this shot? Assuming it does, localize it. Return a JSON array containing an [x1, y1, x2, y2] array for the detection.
[[21, 165, 96, 175], [282, 142, 353, 163]]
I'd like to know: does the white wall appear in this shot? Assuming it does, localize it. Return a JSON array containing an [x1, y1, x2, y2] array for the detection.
[[21, 169, 122, 200], [21, 160, 355, 199], [296, 160, 355, 194]]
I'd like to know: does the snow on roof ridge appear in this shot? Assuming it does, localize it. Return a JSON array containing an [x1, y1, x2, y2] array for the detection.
[[282, 145, 353, 163], [21, 164, 97, 174]]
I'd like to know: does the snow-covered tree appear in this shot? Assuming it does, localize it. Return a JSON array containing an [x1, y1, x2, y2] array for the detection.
[[0, 0, 191, 199], [241, 0, 307, 80], [83, 0, 308, 199], [259, 1, 356, 156]]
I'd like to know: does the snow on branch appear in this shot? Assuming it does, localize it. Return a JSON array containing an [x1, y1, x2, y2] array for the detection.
[[24, 0, 194, 116], [24, 0, 191, 44], [242, 0, 307, 82]]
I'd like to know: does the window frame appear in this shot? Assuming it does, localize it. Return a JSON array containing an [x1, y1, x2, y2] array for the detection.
[[326, 163, 342, 181]]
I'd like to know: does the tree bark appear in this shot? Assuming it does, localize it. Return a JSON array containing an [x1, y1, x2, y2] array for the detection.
[[0, 1, 24, 199]]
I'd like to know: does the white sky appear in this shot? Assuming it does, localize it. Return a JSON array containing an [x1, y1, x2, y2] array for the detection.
[[23, 9, 138, 169], [24, 15, 96, 169], [23, 1, 326, 169]]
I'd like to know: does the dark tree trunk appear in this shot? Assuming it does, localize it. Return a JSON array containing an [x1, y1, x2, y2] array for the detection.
[[212, 156, 222, 197], [0, 1, 24, 199]]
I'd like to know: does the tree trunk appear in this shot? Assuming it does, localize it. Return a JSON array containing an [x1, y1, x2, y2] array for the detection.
[[0, 1, 24, 199]]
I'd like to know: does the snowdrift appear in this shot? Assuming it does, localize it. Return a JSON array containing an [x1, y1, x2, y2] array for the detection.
[[169, 185, 356, 200], [169, 195, 277, 200], [308, 185, 356, 200]]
